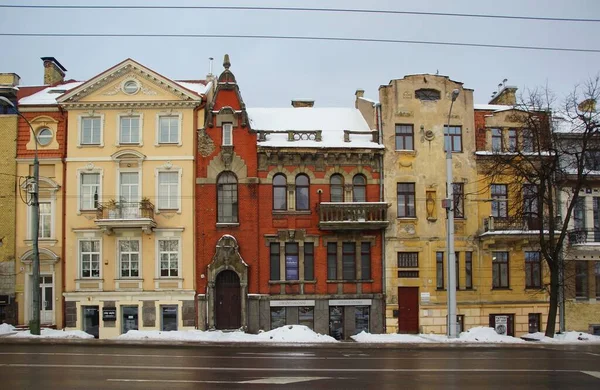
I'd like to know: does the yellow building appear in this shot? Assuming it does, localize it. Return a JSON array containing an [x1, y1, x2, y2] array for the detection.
[[59, 59, 211, 338]]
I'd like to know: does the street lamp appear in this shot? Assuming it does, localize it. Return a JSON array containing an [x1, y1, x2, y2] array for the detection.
[[0, 95, 41, 335], [445, 89, 460, 338]]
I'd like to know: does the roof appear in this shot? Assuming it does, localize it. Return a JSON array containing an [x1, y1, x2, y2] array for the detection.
[[474, 103, 514, 112], [175, 80, 211, 96], [248, 107, 383, 149], [19, 81, 83, 105]]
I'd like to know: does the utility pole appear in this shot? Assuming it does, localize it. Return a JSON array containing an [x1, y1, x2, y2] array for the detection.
[[0, 96, 41, 335], [445, 89, 460, 338]]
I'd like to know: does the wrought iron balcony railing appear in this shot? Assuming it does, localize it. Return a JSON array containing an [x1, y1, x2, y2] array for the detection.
[[318, 202, 389, 230], [483, 216, 545, 232], [95, 201, 156, 234], [568, 229, 600, 245]]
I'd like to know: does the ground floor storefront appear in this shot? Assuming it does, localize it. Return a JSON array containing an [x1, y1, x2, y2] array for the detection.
[[63, 291, 195, 339]]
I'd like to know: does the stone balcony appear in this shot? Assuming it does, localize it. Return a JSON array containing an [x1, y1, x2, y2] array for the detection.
[[95, 200, 156, 234], [567, 229, 600, 247], [318, 202, 389, 231]]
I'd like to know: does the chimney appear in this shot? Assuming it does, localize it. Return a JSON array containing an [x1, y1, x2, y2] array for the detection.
[[578, 99, 596, 113], [291, 99, 315, 108], [355, 89, 365, 108], [489, 86, 517, 106], [41, 57, 67, 85], [0, 73, 20, 87]]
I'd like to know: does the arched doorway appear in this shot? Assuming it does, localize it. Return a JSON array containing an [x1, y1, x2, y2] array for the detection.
[[215, 270, 241, 329]]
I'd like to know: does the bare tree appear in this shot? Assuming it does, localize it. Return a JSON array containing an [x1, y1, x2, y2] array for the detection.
[[480, 76, 600, 337]]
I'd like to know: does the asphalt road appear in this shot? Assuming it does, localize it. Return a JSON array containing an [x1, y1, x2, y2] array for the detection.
[[1, 342, 599, 389]]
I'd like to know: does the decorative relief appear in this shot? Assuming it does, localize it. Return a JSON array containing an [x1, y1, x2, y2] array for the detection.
[[140, 85, 158, 95], [402, 91, 412, 99], [220, 146, 234, 169], [257, 151, 381, 171], [396, 110, 413, 117], [197, 128, 215, 157], [84, 162, 96, 171], [402, 224, 416, 234]]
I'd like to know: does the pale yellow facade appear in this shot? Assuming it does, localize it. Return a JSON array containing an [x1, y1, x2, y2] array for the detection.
[[61, 59, 207, 338]]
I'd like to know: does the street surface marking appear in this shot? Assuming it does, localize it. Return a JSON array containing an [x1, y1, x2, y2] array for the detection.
[[582, 371, 600, 379], [108, 377, 329, 385], [236, 352, 315, 357], [585, 352, 600, 357]]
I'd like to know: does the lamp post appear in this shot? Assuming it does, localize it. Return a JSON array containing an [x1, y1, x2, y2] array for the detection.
[[0, 96, 41, 335], [445, 89, 460, 338]]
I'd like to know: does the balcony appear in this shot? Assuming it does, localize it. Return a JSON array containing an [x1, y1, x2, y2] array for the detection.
[[483, 216, 545, 233], [95, 201, 156, 234], [568, 229, 600, 246], [318, 202, 389, 231]]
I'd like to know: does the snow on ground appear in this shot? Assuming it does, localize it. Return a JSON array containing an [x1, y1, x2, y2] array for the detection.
[[0, 323, 93, 339], [353, 327, 525, 344], [522, 331, 600, 343], [118, 325, 338, 343]]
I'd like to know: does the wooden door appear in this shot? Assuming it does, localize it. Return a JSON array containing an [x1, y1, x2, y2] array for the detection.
[[398, 287, 419, 334], [215, 270, 241, 329]]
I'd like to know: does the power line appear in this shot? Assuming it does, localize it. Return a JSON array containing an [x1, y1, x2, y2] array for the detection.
[[0, 4, 598, 23], [1, 33, 598, 53]]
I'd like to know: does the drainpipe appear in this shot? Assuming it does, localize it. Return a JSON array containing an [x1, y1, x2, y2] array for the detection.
[[376, 102, 386, 333]]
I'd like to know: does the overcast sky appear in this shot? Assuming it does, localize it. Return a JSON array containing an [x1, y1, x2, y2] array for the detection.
[[1, 0, 599, 107]]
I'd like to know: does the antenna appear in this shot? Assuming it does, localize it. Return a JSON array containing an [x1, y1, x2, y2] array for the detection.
[[208, 57, 214, 75]]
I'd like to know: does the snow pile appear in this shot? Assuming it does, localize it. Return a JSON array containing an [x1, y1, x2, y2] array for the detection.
[[522, 331, 600, 343], [352, 327, 526, 344], [118, 325, 337, 343], [9, 328, 94, 339], [0, 323, 16, 336]]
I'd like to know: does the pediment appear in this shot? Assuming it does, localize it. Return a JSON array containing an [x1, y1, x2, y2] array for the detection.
[[58, 58, 204, 104]]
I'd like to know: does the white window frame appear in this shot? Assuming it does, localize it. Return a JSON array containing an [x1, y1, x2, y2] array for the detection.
[[155, 165, 182, 213], [78, 114, 104, 147], [117, 238, 142, 279], [26, 179, 57, 241], [78, 169, 103, 212], [222, 123, 233, 146], [79, 238, 102, 279], [156, 112, 182, 146], [157, 238, 181, 278], [116, 112, 144, 146], [116, 167, 142, 206]]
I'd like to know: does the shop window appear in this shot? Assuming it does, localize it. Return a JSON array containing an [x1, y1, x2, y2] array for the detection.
[[355, 306, 370, 334], [161, 305, 178, 331], [329, 306, 344, 340], [299, 306, 314, 329], [271, 307, 286, 330]]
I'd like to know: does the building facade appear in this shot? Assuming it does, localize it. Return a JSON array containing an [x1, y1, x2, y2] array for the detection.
[[196, 57, 387, 339], [60, 59, 210, 338]]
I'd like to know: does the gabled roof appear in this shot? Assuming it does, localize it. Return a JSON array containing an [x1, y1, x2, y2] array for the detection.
[[57, 58, 208, 103]]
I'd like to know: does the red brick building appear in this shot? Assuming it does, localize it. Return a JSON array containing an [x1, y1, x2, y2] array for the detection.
[[196, 56, 388, 339]]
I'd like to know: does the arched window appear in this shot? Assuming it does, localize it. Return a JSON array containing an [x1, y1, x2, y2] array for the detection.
[[217, 171, 238, 223], [330, 174, 344, 202], [273, 174, 287, 210], [352, 174, 366, 202], [295, 174, 310, 210]]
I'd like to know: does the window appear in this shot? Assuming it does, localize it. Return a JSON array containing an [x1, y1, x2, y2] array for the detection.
[[397, 183, 416, 218], [304, 243, 314, 280], [525, 251, 542, 288], [119, 240, 140, 278], [342, 242, 356, 280], [119, 116, 140, 144], [352, 175, 366, 202], [81, 117, 101, 145], [436, 252, 444, 289], [158, 116, 179, 144], [270, 243, 280, 281], [585, 150, 600, 171], [273, 174, 287, 210], [327, 242, 337, 279], [270, 307, 286, 329], [355, 306, 370, 334], [444, 125, 463, 152], [491, 128, 503, 152], [574, 197, 586, 230], [222, 123, 233, 146], [38, 202, 52, 238], [299, 307, 314, 329], [528, 313, 541, 333], [37, 128, 52, 146], [465, 252, 473, 289], [397, 252, 418, 268], [508, 129, 517, 152], [158, 171, 179, 210], [295, 174, 310, 210], [80, 240, 100, 278], [158, 239, 178, 277], [80, 173, 100, 210], [161, 305, 178, 331], [595, 262, 600, 299], [123, 80, 140, 94], [361, 242, 371, 280], [285, 243, 299, 280], [522, 129, 534, 152], [491, 184, 508, 218], [217, 172, 238, 223], [576, 261, 588, 298], [453, 183, 464, 218], [523, 184, 538, 218], [415, 88, 441, 101], [492, 251, 509, 288], [330, 174, 344, 202], [395, 124, 414, 150]]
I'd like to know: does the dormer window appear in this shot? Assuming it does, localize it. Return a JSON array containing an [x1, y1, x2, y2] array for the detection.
[[415, 88, 441, 101], [222, 123, 233, 146]]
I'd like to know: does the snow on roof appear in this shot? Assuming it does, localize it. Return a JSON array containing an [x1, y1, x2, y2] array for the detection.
[[19, 81, 83, 105], [248, 107, 383, 149], [474, 103, 514, 112], [175, 80, 211, 96], [358, 96, 379, 105]]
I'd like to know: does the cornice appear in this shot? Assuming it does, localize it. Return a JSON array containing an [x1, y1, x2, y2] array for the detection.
[[61, 101, 201, 110]]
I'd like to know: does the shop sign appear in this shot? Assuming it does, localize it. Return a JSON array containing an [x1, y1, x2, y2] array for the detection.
[[102, 307, 117, 321], [270, 300, 315, 307], [328, 299, 372, 306]]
